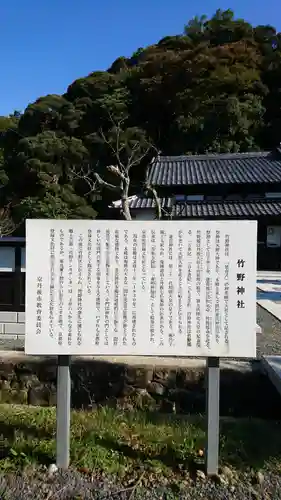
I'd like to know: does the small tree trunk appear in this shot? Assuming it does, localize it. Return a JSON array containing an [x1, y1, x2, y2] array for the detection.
[[145, 184, 162, 220], [150, 186, 161, 220], [121, 179, 132, 221]]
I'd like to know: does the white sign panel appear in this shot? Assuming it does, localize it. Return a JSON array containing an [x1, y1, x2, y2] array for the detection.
[[25, 219, 257, 357]]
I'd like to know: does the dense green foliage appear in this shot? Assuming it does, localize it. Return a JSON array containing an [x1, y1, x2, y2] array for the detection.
[[1, 9, 281, 227]]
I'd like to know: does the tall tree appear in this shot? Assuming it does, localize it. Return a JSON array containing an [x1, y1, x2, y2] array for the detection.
[[71, 88, 157, 220]]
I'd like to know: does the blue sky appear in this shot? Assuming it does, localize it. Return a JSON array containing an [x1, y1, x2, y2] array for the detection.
[[1, 0, 280, 116]]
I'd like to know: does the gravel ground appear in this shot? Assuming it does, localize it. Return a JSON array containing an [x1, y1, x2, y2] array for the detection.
[[256, 304, 281, 356], [0, 468, 281, 499]]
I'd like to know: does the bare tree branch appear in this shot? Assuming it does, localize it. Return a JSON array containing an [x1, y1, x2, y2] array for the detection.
[[70, 111, 158, 221], [128, 142, 155, 170], [106, 165, 128, 183], [71, 164, 99, 196], [93, 172, 120, 192], [99, 126, 126, 171]]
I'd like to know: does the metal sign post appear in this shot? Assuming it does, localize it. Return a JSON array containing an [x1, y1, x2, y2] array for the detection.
[[205, 357, 220, 475], [56, 355, 71, 469]]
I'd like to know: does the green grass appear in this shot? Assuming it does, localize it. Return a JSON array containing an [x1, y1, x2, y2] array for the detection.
[[1, 404, 281, 479]]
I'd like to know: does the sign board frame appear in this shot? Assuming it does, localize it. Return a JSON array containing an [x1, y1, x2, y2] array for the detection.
[[25, 218, 258, 474], [25, 219, 257, 358]]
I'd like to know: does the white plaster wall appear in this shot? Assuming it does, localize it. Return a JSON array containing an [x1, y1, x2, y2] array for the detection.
[[134, 210, 155, 221]]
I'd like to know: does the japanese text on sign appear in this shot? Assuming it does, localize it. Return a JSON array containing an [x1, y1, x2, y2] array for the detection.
[[25, 219, 257, 358]]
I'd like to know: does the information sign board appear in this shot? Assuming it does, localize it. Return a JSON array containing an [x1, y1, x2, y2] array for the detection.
[[25, 219, 257, 357]]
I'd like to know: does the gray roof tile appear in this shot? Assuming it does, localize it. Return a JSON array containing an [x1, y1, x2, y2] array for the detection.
[[128, 196, 172, 209], [148, 152, 281, 186], [173, 200, 281, 217], [126, 196, 281, 217]]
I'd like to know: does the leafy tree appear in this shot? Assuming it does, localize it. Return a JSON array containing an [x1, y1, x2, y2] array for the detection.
[[184, 15, 208, 42], [3, 130, 96, 223], [1, 8, 281, 228]]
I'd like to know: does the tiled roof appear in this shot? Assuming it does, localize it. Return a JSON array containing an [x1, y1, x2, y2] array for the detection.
[[172, 200, 281, 218], [121, 196, 281, 217], [127, 195, 173, 209], [147, 152, 281, 186], [112, 195, 172, 210]]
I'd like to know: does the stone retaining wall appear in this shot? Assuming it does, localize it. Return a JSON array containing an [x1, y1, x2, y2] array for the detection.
[[0, 312, 25, 340], [0, 355, 280, 418]]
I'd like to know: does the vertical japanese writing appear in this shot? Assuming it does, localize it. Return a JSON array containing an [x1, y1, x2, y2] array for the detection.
[[178, 230, 183, 336], [95, 229, 101, 346], [132, 232, 138, 346], [159, 229, 165, 347], [123, 230, 128, 346], [237, 258, 246, 309], [225, 234, 230, 257], [49, 229, 55, 338], [215, 230, 220, 344], [31, 221, 257, 356], [114, 230, 120, 265], [141, 230, 147, 291], [104, 229, 110, 346], [149, 230, 156, 345], [36, 276, 43, 335], [113, 230, 120, 347], [224, 234, 230, 346], [168, 234, 174, 347], [77, 234, 83, 346], [68, 229, 74, 346], [186, 230, 192, 347], [196, 230, 202, 348], [205, 230, 212, 349], [58, 229, 64, 346], [87, 229, 92, 295]]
